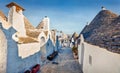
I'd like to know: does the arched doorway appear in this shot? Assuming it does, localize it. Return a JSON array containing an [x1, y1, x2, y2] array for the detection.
[[40, 36, 45, 45]]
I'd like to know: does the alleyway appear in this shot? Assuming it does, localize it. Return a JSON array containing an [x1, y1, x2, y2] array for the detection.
[[40, 47, 83, 73]]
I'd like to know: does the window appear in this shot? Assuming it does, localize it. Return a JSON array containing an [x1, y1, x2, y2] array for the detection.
[[41, 37, 45, 42], [89, 55, 92, 65], [41, 27, 43, 29]]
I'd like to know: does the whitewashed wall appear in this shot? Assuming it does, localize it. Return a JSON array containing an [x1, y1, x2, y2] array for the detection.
[[18, 43, 40, 58], [0, 24, 41, 73], [40, 44, 47, 60], [0, 29, 7, 73], [78, 35, 120, 73], [7, 28, 41, 73]]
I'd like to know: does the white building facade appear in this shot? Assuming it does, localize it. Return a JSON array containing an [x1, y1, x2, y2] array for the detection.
[[78, 35, 120, 73], [0, 2, 59, 73]]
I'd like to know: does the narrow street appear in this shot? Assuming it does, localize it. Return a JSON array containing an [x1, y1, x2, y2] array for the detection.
[[40, 47, 83, 73]]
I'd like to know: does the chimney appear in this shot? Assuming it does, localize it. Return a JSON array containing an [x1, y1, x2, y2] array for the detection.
[[6, 2, 25, 13], [6, 2, 25, 24], [6, 2, 26, 36]]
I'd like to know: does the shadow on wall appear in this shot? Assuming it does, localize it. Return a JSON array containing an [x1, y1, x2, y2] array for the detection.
[[0, 24, 41, 73], [46, 38, 55, 57], [80, 43, 84, 70]]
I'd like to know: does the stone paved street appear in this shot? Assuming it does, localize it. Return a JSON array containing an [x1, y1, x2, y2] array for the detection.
[[40, 47, 83, 73]]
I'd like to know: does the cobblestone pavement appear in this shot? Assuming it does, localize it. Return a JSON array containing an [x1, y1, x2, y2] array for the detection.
[[40, 47, 83, 73]]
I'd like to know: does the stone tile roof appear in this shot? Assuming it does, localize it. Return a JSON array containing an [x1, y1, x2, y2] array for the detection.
[[18, 37, 38, 44], [81, 10, 118, 39], [26, 29, 41, 38], [44, 31, 48, 36], [24, 17, 49, 43], [24, 17, 35, 29], [0, 10, 7, 21], [80, 10, 120, 54], [24, 17, 42, 39], [36, 20, 44, 29]]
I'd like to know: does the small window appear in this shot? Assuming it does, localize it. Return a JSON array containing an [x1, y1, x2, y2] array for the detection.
[[89, 55, 92, 65]]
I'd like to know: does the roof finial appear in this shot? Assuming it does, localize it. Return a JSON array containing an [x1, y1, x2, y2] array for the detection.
[[45, 16, 47, 18], [101, 6, 106, 10]]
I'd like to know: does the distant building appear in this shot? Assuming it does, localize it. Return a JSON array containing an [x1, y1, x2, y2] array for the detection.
[[58, 32, 70, 47], [70, 32, 79, 48]]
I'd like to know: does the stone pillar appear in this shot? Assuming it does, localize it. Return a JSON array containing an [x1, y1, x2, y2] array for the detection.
[[8, 6, 14, 25], [7, 2, 26, 37]]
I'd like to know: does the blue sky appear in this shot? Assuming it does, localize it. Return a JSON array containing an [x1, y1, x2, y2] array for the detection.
[[0, 0, 120, 34]]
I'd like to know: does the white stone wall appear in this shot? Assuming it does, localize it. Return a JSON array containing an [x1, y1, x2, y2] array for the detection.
[[50, 30, 56, 46], [0, 29, 7, 73], [18, 43, 40, 58], [78, 35, 120, 73], [0, 24, 41, 73], [6, 29, 41, 73], [8, 6, 26, 36]]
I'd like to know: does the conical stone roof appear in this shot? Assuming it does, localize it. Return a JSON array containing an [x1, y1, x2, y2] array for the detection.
[[81, 10, 120, 53], [36, 20, 44, 29], [81, 10, 118, 39], [24, 17, 35, 29]]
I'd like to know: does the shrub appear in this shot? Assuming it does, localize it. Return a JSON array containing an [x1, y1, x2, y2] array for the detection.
[[72, 46, 78, 54]]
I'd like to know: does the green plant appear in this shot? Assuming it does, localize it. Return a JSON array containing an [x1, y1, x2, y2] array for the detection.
[[72, 46, 78, 53]]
